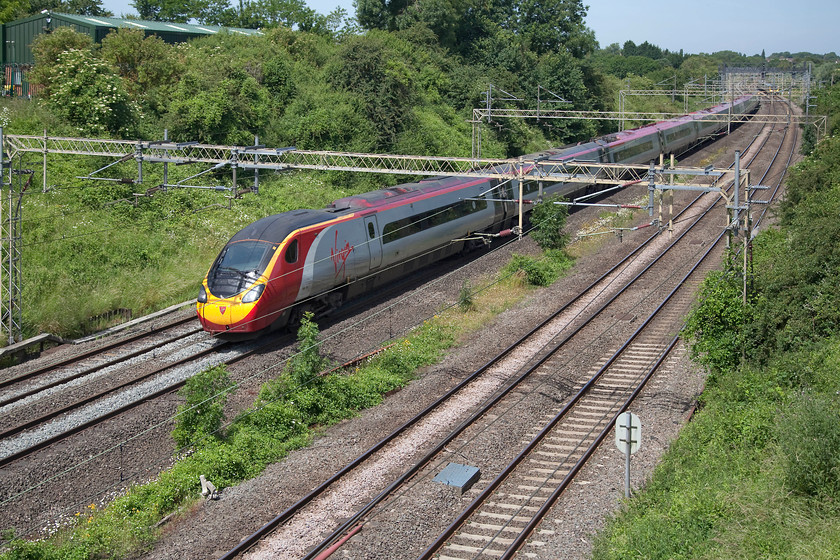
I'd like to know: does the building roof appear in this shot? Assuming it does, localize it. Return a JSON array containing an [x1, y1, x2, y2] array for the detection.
[[2, 12, 262, 65], [44, 13, 263, 37]]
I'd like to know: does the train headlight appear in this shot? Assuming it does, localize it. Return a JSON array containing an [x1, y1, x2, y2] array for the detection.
[[198, 284, 208, 303], [241, 283, 265, 303]]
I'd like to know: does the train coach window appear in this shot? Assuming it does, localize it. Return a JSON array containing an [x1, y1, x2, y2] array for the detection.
[[383, 198, 488, 243], [613, 140, 654, 163], [665, 127, 692, 143], [522, 182, 540, 195], [285, 239, 299, 264], [368, 222, 376, 239]]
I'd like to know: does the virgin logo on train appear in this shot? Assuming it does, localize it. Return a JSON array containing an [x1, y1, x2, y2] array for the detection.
[[331, 230, 353, 278]]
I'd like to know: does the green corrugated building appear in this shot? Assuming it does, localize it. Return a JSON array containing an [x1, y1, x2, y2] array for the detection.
[[2, 12, 262, 65]]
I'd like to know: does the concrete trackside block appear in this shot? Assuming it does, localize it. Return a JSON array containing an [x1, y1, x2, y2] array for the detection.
[[434, 463, 481, 495]]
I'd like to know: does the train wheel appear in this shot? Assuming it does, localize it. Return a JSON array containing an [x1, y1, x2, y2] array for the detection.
[[287, 303, 315, 332]]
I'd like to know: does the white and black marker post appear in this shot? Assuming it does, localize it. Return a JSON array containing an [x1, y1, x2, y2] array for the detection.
[[615, 411, 641, 498]]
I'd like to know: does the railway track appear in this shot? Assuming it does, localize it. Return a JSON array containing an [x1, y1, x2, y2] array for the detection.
[[214, 98, 797, 559], [0, 223, 523, 537], [0, 225, 491, 466], [0, 315, 199, 393], [0, 97, 796, 553]]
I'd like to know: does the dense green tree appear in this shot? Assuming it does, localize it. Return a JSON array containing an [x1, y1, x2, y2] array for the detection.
[[602, 42, 621, 55], [29, 26, 95, 98], [188, 0, 352, 36], [530, 50, 595, 141], [358, 0, 594, 61], [1, 0, 30, 23], [623, 40, 662, 60], [10, 0, 110, 18], [193, 0, 234, 24], [746, 135, 840, 355], [60, 0, 110, 15], [815, 62, 840, 89], [99, 28, 182, 117], [514, 0, 594, 57], [529, 193, 569, 250], [277, 89, 378, 151], [99, 29, 171, 88], [132, 0, 193, 22], [262, 53, 296, 105], [679, 54, 720, 80], [356, 0, 411, 31], [48, 48, 136, 137], [597, 54, 661, 79], [167, 71, 271, 145], [326, 33, 417, 150], [172, 365, 233, 448], [392, 0, 464, 50], [234, 0, 318, 28]]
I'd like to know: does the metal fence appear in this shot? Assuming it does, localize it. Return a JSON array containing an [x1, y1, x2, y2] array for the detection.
[[2, 64, 41, 98]]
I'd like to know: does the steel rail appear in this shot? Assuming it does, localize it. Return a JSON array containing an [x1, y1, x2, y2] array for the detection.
[[419, 239, 715, 558], [499, 333, 681, 559], [0, 326, 202, 409], [425, 100, 795, 560], [289, 132, 771, 559], [497, 232, 727, 559], [0, 338, 232, 465], [502, 119, 797, 552], [217, 104, 775, 560], [311, 191, 726, 560], [0, 326, 298, 467], [216, 229, 665, 560], [301, 102, 785, 559], [0, 315, 197, 391]]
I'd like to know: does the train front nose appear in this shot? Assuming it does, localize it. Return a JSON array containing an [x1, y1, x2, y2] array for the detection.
[[196, 283, 236, 332], [197, 299, 233, 334], [197, 282, 269, 334]]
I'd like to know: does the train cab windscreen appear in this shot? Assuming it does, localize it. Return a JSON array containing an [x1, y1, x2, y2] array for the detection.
[[207, 240, 274, 297]]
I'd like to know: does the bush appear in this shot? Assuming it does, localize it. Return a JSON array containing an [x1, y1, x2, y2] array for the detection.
[[288, 311, 329, 387], [48, 49, 136, 138], [172, 366, 233, 448], [29, 27, 95, 99], [779, 391, 840, 503], [529, 193, 569, 250], [503, 250, 572, 287], [683, 263, 749, 375], [458, 280, 476, 311], [326, 33, 418, 151]]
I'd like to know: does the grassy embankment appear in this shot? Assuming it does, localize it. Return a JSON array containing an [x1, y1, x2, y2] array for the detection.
[[592, 95, 840, 558]]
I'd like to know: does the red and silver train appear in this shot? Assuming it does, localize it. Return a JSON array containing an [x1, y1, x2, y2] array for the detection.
[[197, 95, 758, 336]]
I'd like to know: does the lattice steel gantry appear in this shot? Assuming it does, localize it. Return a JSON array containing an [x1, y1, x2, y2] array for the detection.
[[2, 128, 765, 343], [0, 127, 25, 345]]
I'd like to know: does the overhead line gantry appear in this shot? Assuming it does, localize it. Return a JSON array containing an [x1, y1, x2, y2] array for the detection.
[[0, 118, 771, 345]]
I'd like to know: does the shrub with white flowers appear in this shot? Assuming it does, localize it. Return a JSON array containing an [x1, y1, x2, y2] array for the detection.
[[48, 49, 136, 137]]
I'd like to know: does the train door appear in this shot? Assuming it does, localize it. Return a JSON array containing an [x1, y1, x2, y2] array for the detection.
[[364, 215, 382, 269]]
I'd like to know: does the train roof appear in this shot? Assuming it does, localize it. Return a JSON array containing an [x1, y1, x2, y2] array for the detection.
[[229, 209, 333, 244], [327, 175, 483, 211], [329, 185, 421, 210]]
